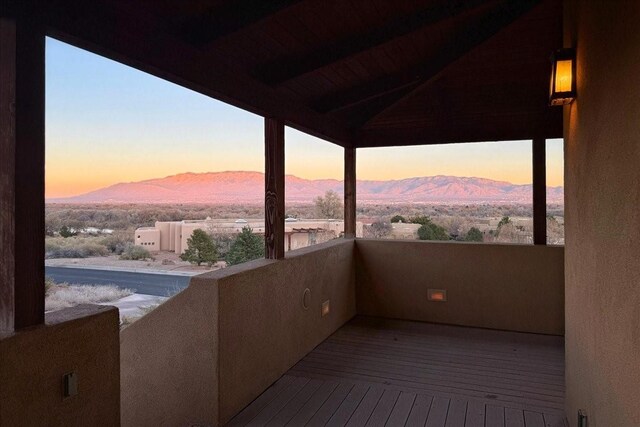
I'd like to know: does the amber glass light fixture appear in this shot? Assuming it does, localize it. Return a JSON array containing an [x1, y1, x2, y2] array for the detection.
[[549, 48, 576, 106]]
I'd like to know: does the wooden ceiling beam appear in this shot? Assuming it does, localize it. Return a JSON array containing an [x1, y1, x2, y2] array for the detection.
[[312, 0, 540, 115], [33, 0, 353, 147], [354, 111, 562, 148], [255, 0, 490, 86], [180, 0, 304, 47]]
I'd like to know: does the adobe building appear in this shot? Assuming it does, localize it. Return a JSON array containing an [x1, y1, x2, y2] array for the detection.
[[135, 218, 364, 254]]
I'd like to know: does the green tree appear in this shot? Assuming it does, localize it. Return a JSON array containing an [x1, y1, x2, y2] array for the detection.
[[409, 215, 449, 240], [180, 229, 218, 266], [226, 227, 264, 266], [408, 215, 432, 226], [390, 215, 406, 223], [59, 225, 77, 238], [464, 227, 484, 242], [497, 216, 511, 228], [314, 190, 343, 219], [417, 223, 450, 241]]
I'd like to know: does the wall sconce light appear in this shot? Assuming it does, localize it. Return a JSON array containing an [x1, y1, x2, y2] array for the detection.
[[549, 48, 576, 106]]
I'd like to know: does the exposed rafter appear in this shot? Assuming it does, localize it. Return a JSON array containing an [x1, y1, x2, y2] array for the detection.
[[179, 0, 304, 47], [38, 0, 353, 146], [354, 107, 562, 148], [255, 0, 490, 86], [312, 0, 540, 115]]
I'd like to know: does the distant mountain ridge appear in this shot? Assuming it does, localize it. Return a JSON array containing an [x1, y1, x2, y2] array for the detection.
[[48, 171, 564, 204]]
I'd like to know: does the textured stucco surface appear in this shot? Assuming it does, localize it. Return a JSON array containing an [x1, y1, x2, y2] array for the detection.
[[213, 239, 356, 424], [119, 239, 356, 426], [0, 304, 120, 427], [355, 240, 564, 335], [120, 280, 219, 427], [564, 1, 640, 425]]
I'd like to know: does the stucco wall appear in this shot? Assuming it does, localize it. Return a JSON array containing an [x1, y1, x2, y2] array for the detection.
[[120, 280, 219, 427], [119, 238, 356, 426], [212, 239, 356, 424], [0, 305, 120, 427], [134, 228, 160, 250], [355, 240, 564, 335], [564, 1, 640, 425]]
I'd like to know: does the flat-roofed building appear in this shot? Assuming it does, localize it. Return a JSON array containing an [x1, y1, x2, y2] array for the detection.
[[135, 218, 364, 254]]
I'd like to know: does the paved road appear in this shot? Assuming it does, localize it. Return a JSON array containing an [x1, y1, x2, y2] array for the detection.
[[45, 266, 192, 297]]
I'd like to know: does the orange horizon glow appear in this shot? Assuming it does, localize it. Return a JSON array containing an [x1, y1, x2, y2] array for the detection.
[[45, 38, 564, 199]]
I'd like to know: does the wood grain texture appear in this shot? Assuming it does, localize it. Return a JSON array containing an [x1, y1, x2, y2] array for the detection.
[[225, 317, 566, 426], [312, 0, 540, 114], [533, 138, 547, 245], [344, 147, 356, 238], [0, 17, 45, 331], [0, 18, 17, 332], [265, 117, 285, 259], [255, 0, 487, 86], [12, 0, 562, 149]]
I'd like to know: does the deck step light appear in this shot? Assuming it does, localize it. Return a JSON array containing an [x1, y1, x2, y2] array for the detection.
[[322, 300, 330, 317], [549, 48, 576, 106], [428, 289, 447, 302]]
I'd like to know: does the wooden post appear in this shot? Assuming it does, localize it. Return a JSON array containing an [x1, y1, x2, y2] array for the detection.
[[344, 147, 356, 238], [0, 18, 45, 331], [264, 117, 285, 259], [532, 137, 547, 245]]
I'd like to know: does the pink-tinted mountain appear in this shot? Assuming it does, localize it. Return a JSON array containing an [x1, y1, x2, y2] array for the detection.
[[48, 171, 564, 204]]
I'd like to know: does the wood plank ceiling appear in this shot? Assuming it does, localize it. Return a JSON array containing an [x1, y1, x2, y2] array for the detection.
[[12, 0, 563, 147]]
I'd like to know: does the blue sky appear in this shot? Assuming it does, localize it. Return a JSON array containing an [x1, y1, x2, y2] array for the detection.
[[45, 38, 563, 197]]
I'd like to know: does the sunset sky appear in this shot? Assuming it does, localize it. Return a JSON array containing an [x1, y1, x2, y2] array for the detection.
[[45, 38, 563, 198]]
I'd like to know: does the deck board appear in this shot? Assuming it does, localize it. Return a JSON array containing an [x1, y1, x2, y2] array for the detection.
[[425, 396, 450, 427], [305, 382, 354, 427], [225, 316, 565, 427], [485, 404, 505, 427], [444, 398, 467, 427], [406, 394, 433, 427], [285, 380, 339, 426], [344, 386, 384, 426], [326, 384, 369, 426], [386, 392, 416, 426]]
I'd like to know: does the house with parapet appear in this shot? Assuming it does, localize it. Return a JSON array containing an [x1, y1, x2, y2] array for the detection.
[[135, 218, 364, 254]]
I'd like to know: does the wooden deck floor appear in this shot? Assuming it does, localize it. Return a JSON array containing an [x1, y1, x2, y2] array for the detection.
[[226, 317, 566, 427]]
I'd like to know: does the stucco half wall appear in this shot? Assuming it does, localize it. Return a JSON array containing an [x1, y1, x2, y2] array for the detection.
[[564, 1, 640, 425], [355, 239, 564, 335], [0, 305, 120, 427], [204, 238, 356, 424], [120, 279, 220, 427], [119, 238, 356, 426]]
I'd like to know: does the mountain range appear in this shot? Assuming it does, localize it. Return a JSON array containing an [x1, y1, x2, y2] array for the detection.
[[48, 171, 564, 204]]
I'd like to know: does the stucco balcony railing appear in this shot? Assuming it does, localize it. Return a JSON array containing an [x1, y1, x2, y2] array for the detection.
[[119, 238, 564, 426]]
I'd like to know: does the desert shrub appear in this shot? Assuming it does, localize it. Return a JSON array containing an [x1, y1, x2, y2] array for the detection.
[[45, 276, 55, 297], [417, 222, 450, 241], [59, 225, 77, 238], [45, 237, 109, 259], [464, 227, 484, 242], [101, 232, 133, 255], [119, 243, 152, 261], [390, 215, 406, 223], [365, 221, 392, 238], [45, 284, 132, 312]]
